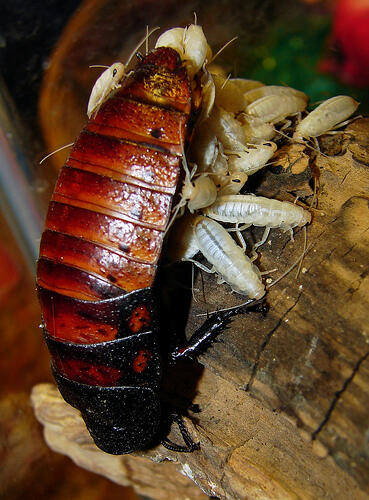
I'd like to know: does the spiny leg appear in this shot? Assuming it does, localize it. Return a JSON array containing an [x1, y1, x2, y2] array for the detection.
[[171, 297, 266, 361], [226, 223, 251, 252], [251, 226, 271, 261], [160, 411, 200, 452], [184, 258, 215, 274], [234, 223, 247, 251]]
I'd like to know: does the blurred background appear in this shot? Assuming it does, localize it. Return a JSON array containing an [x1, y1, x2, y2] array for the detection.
[[0, 0, 368, 498]]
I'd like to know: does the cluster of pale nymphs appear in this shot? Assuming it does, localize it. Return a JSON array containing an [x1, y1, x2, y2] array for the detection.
[[88, 24, 359, 302]]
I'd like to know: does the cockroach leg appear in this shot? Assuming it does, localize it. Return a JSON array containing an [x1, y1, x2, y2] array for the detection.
[[171, 298, 266, 361], [160, 411, 200, 452]]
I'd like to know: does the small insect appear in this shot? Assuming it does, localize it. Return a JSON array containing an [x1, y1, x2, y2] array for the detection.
[[180, 173, 218, 213], [243, 85, 308, 106], [205, 105, 245, 150], [155, 23, 212, 78], [187, 217, 265, 299], [212, 74, 247, 113], [87, 63, 126, 119], [203, 194, 311, 228], [226, 141, 277, 176], [239, 115, 276, 143], [189, 128, 228, 177], [245, 94, 308, 124], [292, 95, 359, 141], [203, 194, 311, 250], [87, 27, 161, 118]]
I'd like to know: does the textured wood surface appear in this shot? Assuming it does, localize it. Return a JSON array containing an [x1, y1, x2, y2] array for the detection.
[[32, 119, 369, 499]]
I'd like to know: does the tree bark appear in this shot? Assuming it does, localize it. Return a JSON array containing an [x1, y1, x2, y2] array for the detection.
[[32, 119, 369, 500]]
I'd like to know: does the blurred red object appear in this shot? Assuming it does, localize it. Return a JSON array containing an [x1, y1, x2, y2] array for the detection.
[[319, 0, 369, 87]]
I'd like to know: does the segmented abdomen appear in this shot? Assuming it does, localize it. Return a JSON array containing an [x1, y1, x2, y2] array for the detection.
[[37, 47, 193, 388]]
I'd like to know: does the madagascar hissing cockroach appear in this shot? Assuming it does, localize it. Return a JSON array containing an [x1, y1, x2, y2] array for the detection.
[[37, 25, 242, 455]]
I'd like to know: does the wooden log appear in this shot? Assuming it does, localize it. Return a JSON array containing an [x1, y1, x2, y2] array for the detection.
[[32, 119, 369, 499]]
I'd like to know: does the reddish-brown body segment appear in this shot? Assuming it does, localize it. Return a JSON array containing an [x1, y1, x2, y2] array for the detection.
[[38, 47, 192, 308], [52, 357, 123, 387], [37, 47, 197, 391]]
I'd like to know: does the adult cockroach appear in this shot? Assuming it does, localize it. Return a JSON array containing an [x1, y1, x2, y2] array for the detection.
[[37, 26, 251, 455]]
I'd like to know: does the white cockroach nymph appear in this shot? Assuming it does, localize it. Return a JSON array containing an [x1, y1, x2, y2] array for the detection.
[[203, 194, 311, 231], [239, 115, 276, 144], [87, 26, 161, 118], [243, 85, 308, 107], [155, 24, 212, 79], [181, 174, 218, 213], [205, 106, 246, 150], [245, 94, 308, 124], [225, 141, 277, 176], [155, 25, 216, 123], [203, 194, 311, 255], [189, 217, 265, 299], [212, 74, 246, 113], [87, 62, 126, 118], [292, 95, 359, 141], [190, 131, 226, 175]]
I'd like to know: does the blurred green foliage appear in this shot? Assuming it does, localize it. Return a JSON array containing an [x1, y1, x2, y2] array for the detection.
[[238, 12, 368, 113]]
